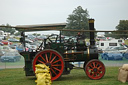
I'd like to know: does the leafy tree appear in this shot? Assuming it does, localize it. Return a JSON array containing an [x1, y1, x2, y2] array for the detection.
[[0, 23, 16, 34], [63, 6, 90, 36], [104, 32, 119, 39], [15, 31, 21, 36], [116, 20, 128, 39], [32, 33, 40, 36]]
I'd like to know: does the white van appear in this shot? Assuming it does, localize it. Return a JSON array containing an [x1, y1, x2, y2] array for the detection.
[[97, 39, 124, 50]]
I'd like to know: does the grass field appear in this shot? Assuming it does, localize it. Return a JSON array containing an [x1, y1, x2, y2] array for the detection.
[[0, 53, 128, 85], [0, 67, 128, 85]]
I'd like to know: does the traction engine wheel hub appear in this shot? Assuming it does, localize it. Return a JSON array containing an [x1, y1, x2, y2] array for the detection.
[[93, 68, 97, 72], [46, 63, 51, 68]]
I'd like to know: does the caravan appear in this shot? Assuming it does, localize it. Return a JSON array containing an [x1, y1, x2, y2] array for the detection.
[[97, 39, 125, 50], [0, 30, 4, 40]]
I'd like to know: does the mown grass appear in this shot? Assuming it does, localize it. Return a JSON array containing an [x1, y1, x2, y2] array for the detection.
[[125, 40, 128, 45], [0, 67, 127, 85]]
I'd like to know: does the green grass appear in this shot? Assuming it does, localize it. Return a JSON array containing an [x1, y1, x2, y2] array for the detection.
[[125, 40, 128, 46], [0, 67, 127, 85]]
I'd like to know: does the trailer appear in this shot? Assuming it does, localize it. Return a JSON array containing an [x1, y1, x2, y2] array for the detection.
[[97, 39, 124, 50], [0, 30, 4, 40], [2, 19, 106, 80]]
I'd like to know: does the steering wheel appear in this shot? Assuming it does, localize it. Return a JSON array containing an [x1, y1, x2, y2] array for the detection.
[[45, 34, 59, 49], [46, 34, 59, 43]]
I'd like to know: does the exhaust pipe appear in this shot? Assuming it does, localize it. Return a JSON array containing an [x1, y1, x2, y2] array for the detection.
[[89, 19, 95, 46]]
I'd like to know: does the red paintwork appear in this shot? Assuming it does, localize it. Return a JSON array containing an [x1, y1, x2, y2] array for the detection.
[[1, 40, 13, 45], [85, 59, 105, 80], [33, 49, 64, 81]]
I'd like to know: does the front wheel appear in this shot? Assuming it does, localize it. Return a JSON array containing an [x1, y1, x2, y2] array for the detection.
[[84, 59, 105, 80], [33, 49, 64, 81]]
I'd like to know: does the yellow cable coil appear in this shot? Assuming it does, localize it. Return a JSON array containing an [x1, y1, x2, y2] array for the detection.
[[35, 64, 52, 85]]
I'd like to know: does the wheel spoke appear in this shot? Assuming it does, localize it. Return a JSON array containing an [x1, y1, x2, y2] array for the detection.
[[49, 52, 52, 62], [89, 64, 93, 68], [40, 55, 46, 62], [38, 60, 45, 64], [92, 62, 95, 68], [88, 68, 93, 73], [89, 68, 93, 71], [45, 53, 48, 63], [51, 68, 57, 76], [95, 63, 98, 67], [52, 59, 61, 64], [91, 73, 94, 76], [53, 67, 61, 72], [97, 66, 102, 69], [50, 56, 56, 63], [94, 72, 98, 77], [98, 69, 102, 72], [51, 64, 62, 67], [96, 71, 100, 75]]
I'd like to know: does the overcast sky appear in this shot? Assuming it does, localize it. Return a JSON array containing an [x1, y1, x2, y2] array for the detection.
[[0, 0, 128, 31]]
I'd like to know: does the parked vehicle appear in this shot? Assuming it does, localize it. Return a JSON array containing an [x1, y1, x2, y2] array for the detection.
[[29, 41, 41, 47], [26, 43, 37, 52], [123, 53, 128, 59], [27, 34, 36, 40], [0, 49, 4, 57], [101, 48, 123, 60], [0, 52, 21, 62], [16, 44, 25, 52], [97, 39, 124, 50], [36, 35, 47, 40], [8, 38, 19, 42], [111, 46, 127, 53], [0, 46, 18, 54], [122, 49, 128, 59], [25, 38, 33, 43], [0, 30, 4, 40], [98, 48, 103, 53], [96, 35, 106, 41], [1, 40, 12, 45], [0, 42, 4, 46], [9, 43, 18, 49]]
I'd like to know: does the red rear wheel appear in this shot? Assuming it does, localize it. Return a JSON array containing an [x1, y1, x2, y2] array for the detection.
[[85, 59, 105, 80], [33, 49, 64, 81]]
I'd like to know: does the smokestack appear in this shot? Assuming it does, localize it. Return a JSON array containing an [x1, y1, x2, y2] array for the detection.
[[89, 19, 95, 46]]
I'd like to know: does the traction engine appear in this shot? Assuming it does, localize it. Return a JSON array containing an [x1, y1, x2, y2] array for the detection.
[[19, 19, 105, 80]]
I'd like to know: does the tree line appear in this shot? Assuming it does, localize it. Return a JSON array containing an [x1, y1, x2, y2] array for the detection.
[[105, 20, 128, 39], [0, 23, 20, 36]]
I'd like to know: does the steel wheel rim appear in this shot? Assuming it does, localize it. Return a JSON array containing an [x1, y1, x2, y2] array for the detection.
[[33, 49, 64, 80], [85, 59, 105, 80]]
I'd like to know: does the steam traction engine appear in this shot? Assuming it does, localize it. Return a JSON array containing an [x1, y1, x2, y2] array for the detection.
[[18, 19, 105, 81]]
